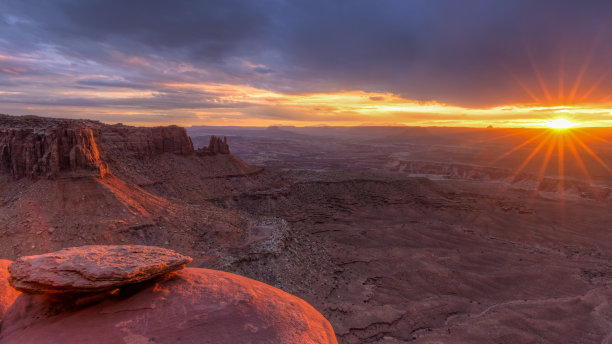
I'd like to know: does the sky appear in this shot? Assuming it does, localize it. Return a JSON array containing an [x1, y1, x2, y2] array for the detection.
[[2, 0, 612, 127]]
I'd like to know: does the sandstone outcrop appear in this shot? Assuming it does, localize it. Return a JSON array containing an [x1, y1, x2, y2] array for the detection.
[[0, 115, 195, 179], [0, 267, 337, 343], [208, 135, 230, 154], [196, 135, 231, 155], [100, 124, 194, 157], [8, 245, 192, 293], [0, 118, 107, 178], [0, 115, 261, 262], [0, 260, 19, 321]]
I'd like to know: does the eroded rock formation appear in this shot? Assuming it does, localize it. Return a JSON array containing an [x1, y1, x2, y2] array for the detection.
[[0, 115, 195, 179], [208, 135, 230, 154], [0, 122, 107, 178], [8, 245, 192, 294], [100, 124, 194, 157], [0, 114, 262, 262], [0, 246, 337, 344], [196, 135, 231, 155]]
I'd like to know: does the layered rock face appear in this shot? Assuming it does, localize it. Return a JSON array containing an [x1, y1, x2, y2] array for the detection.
[[0, 115, 195, 179], [0, 246, 337, 344], [0, 121, 107, 178], [0, 114, 262, 262], [100, 125, 194, 157]]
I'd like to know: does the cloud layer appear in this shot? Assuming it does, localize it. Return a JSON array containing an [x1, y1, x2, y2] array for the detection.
[[2, 0, 612, 126]]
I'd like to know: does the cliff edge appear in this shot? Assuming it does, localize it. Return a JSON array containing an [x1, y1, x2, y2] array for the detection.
[[0, 114, 197, 179]]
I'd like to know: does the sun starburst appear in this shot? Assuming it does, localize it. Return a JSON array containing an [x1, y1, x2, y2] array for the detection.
[[543, 118, 577, 129], [495, 40, 612, 198]]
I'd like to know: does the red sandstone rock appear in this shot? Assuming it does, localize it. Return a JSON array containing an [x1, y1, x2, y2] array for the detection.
[[8, 245, 192, 294], [0, 268, 337, 344], [100, 124, 194, 157], [0, 115, 194, 179], [208, 135, 230, 154], [0, 260, 19, 321], [196, 135, 231, 155], [0, 115, 260, 262], [0, 123, 107, 178]]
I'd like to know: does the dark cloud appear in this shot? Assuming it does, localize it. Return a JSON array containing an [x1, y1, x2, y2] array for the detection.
[[1, 0, 612, 113], [75, 78, 148, 89], [252, 67, 273, 74], [90, 112, 202, 124], [0, 90, 250, 110], [0, 0, 269, 61]]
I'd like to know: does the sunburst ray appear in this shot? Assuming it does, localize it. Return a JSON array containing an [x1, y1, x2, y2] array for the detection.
[[568, 131, 612, 174], [535, 134, 557, 189], [578, 65, 612, 102], [507, 132, 554, 184], [466, 128, 532, 148], [557, 133, 566, 193], [504, 64, 544, 104], [565, 134, 603, 200], [558, 51, 566, 103], [574, 128, 612, 145], [568, 29, 604, 103], [490, 130, 549, 165], [524, 42, 553, 103]]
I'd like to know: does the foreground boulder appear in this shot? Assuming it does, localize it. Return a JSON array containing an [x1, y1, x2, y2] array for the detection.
[[8, 245, 192, 293], [0, 268, 337, 344], [0, 260, 19, 320]]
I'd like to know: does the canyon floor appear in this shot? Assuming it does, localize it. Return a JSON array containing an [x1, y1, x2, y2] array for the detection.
[[2, 117, 612, 343], [190, 126, 612, 344]]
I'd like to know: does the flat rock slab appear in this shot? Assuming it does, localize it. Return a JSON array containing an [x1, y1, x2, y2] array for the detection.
[[8, 245, 192, 294]]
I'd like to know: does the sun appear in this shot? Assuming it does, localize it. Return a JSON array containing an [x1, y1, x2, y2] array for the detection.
[[543, 118, 577, 130]]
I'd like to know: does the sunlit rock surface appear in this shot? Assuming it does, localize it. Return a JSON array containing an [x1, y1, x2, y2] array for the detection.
[[0, 114, 260, 262], [8, 245, 192, 294], [0, 114, 193, 179], [0, 260, 19, 321], [0, 267, 337, 344]]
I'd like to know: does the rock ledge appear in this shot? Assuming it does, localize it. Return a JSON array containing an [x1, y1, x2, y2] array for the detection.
[[8, 245, 192, 293]]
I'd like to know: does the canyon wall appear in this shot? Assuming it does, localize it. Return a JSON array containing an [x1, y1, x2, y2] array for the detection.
[[100, 125, 194, 157], [0, 125, 107, 178], [0, 115, 195, 179]]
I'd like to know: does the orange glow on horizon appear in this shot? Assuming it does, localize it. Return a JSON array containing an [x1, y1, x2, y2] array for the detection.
[[2, 50, 612, 127], [154, 82, 612, 128]]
